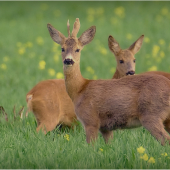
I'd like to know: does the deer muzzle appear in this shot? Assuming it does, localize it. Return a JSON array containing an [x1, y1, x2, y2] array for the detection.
[[64, 58, 75, 66], [126, 71, 135, 75]]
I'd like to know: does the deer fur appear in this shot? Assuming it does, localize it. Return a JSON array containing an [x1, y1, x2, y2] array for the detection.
[[47, 18, 170, 145], [26, 22, 144, 134]]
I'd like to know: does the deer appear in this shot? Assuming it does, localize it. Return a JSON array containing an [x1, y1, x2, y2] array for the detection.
[[26, 23, 144, 134], [47, 18, 170, 145]]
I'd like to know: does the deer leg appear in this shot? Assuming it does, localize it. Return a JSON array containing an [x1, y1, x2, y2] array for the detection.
[[140, 116, 170, 145], [164, 119, 170, 134], [100, 130, 113, 144], [85, 125, 99, 144]]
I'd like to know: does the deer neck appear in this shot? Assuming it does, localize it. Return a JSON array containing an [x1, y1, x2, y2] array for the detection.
[[63, 63, 86, 101], [112, 68, 124, 79]]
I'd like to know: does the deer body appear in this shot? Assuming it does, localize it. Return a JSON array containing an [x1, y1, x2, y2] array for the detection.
[[47, 18, 170, 145], [26, 21, 144, 134]]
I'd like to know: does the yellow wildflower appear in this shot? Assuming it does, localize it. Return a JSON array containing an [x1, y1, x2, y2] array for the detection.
[[64, 134, 69, 141], [110, 67, 116, 74], [93, 75, 97, 80], [114, 6, 125, 18], [137, 146, 145, 154], [152, 45, 160, 57], [99, 148, 103, 152], [40, 3, 48, 11], [96, 7, 104, 16], [25, 42, 33, 48], [86, 66, 94, 74], [3, 56, 9, 62], [87, 8, 95, 15], [53, 10, 61, 17], [159, 39, 165, 45], [99, 47, 107, 55], [148, 66, 157, 71], [36, 36, 44, 45], [161, 7, 168, 16], [140, 153, 148, 161], [87, 15, 94, 22], [161, 152, 168, 157], [39, 60, 46, 70], [110, 17, 118, 25], [0, 64, 7, 70], [126, 33, 132, 40], [144, 37, 150, 43], [53, 54, 59, 62], [48, 69, 55, 76], [148, 157, 155, 163], [56, 72, 64, 79], [160, 51, 165, 58], [18, 47, 25, 55]]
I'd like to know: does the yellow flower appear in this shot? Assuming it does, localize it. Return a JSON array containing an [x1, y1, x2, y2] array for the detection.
[[56, 72, 64, 79], [48, 68, 55, 76], [64, 134, 69, 141], [87, 8, 95, 15], [148, 157, 155, 163], [87, 15, 94, 22], [53, 10, 61, 17], [96, 7, 104, 16], [53, 54, 59, 62], [18, 47, 25, 55], [40, 3, 48, 11], [3, 56, 9, 62], [39, 60, 46, 70], [159, 39, 165, 45], [152, 45, 160, 57], [126, 33, 132, 40], [36, 36, 44, 45], [114, 6, 125, 18], [110, 17, 118, 25], [93, 75, 97, 80], [99, 47, 107, 55], [148, 66, 157, 71], [137, 146, 145, 154], [140, 153, 148, 161], [161, 7, 169, 16], [160, 51, 165, 58], [86, 66, 95, 74], [110, 67, 116, 74], [144, 37, 150, 43], [0, 64, 7, 70], [25, 42, 33, 48], [161, 152, 168, 157], [99, 148, 103, 152]]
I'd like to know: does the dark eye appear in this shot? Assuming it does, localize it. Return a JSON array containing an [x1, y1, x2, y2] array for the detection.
[[120, 60, 124, 64], [133, 59, 136, 63], [61, 48, 65, 52], [75, 49, 80, 52]]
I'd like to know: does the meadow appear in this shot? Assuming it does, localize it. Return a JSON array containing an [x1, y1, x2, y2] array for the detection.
[[1, 1, 170, 169]]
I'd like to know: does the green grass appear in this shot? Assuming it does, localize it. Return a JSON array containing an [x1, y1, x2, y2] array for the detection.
[[1, 1, 170, 168]]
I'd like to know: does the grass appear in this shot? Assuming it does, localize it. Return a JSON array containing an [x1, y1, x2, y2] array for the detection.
[[1, 1, 170, 169]]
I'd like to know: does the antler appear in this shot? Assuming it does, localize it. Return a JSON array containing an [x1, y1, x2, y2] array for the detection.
[[71, 18, 80, 37], [67, 20, 70, 37]]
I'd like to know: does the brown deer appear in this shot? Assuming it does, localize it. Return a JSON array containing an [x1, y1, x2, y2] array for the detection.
[[26, 22, 144, 134], [47, 18, 170, 145]]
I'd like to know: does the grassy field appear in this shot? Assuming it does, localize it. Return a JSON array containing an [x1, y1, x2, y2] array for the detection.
[[1, 1, 170, 169]]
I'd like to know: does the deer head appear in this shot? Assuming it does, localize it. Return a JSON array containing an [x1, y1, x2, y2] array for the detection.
[[108, 35, 144, 77], [47, 18, 96, 70]]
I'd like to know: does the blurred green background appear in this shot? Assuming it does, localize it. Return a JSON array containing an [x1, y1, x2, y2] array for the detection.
[[1, 1, 170, 114]]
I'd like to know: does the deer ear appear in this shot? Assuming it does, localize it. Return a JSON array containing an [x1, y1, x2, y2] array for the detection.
[[128, 35, 144, 54], [78, 26, 96, 46], [108, 35, 121, 56], [47, 23, 66, 45]]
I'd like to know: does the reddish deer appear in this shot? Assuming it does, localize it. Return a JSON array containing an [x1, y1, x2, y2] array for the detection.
[[26, 23, 144, 134], [47, 18, 170, 145]]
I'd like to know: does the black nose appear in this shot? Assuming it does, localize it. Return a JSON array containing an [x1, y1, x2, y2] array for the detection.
[[126, 71, 135, 75], [64, 59, 74, 65]]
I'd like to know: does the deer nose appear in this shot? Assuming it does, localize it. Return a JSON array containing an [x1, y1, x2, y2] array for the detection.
[[126, 71, 135, 75], [64, 58, 75, 65]]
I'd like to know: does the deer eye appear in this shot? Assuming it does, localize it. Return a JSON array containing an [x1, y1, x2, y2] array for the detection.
[[120, 60, 124, 64], [61, 48, 65, 52], [133, 59, 136, 63], [75, 49, 80, 52]]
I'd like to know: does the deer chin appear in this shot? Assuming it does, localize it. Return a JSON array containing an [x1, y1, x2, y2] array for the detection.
[[64, 59, 75, 66]]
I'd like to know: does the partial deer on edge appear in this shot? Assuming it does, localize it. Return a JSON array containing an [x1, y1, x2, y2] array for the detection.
[[26, 24, 144, 134], [47, 18, 170, 145]]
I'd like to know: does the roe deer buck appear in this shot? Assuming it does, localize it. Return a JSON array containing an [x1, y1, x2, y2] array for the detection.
[[26, 23, 144, 134], [47, 18, 170, 145]]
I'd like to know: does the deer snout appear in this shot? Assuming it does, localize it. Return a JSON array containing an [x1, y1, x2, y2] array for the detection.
[[64, 58, 75, 66], [126, 71, 135, 76]]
